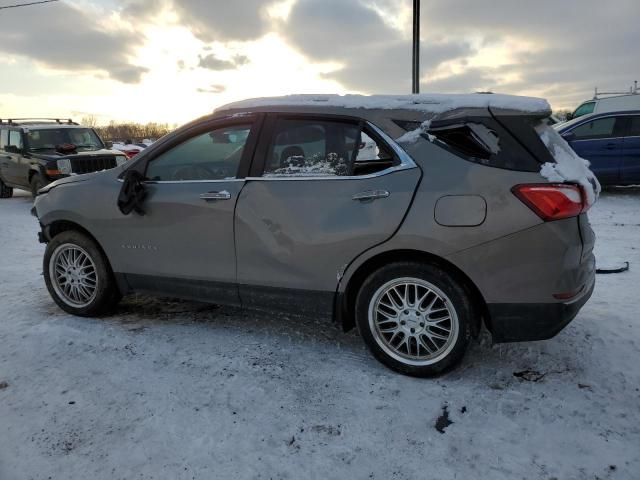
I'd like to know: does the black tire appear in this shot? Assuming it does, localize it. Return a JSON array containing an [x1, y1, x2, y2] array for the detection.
[[30, 173, 45, 198], [0, 177, 13, 198], [43, 230, 121, 316], [355, 261, 473, 377]]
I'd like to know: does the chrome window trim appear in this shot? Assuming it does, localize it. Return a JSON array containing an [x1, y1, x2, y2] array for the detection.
[[571, 137, 624, 143], [143, 178, 245, 185], [246, 121, 417, 182], [116, 178, 245, 184]]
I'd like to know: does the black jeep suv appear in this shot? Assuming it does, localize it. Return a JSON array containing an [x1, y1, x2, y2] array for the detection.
[[0, 118, 127, 197]]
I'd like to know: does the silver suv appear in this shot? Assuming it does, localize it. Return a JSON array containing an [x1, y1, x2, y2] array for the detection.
[[33, 94, 597, 376]]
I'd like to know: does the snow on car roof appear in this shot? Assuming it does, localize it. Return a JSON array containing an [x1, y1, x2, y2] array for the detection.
[[217, 93, 551, 114]]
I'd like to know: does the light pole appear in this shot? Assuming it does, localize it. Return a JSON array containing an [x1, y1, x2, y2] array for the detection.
[[412, 0, 420, 94]]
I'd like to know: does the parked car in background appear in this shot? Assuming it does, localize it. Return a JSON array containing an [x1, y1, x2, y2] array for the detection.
[[555, 110, 640, 185], [111, 141, 144, 159], [569, 84, 640, 120], [0, 118, 128, 197], [33, 94, 597, 377]]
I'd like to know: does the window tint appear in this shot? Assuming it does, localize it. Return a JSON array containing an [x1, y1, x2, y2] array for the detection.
[[0, 129, 7, 148], [8, 130, 23, 148], [573, 102, 596, 118], [628, 116, 640, 137], [570, 117, 617, 140], [146, 124, 251, 181], [264, 118, 395, 177]]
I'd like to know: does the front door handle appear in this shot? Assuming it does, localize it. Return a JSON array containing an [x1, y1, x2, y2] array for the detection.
[[604, 143, 617, 150], [200, 190, 231, 201], [352, 189, 390, 201]]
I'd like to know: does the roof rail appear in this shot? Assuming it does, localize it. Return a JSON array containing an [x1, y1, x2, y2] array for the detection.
[[593, 80, 638, 99], [0, 118, 78, 125]]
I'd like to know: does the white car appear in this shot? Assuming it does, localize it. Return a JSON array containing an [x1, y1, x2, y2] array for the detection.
[[570, 91, 640, 119]]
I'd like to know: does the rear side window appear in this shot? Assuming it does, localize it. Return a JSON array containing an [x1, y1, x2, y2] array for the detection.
[[0, 129, 7, 148], [395, 113, 548, 172], [8, 130, 23, 148], [427, 124, 499, 160], [263, 118, 395, 177], [570, 117, 617, 140], [628, 116, 640, 137]]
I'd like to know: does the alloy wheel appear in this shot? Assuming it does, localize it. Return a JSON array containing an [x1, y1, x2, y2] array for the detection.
[[49, 243, 99, 308], [368, 277, 459, 366]]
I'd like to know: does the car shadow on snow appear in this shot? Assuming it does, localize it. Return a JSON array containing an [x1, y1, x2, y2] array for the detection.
[[101, 293, 583, 382]]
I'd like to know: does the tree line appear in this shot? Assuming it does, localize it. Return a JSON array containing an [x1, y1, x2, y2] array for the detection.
[[81, 116, 176, 142]]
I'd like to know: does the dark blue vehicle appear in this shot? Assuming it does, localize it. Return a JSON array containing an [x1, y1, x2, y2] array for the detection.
[[555, 111, 640, 185]]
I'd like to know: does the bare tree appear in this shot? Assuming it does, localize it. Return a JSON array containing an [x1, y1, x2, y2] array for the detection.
[[81, 115, 98, 127]]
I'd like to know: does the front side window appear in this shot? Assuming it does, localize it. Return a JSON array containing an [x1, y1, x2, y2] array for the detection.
[[0, 129, 7, 148], [570, 117, 617, 140], [27, 128, 103, 152], [146, 124, 251, 181], [263, 118, 394, 177], [8, 130, 23, 149], [573, 102, 596, 118]]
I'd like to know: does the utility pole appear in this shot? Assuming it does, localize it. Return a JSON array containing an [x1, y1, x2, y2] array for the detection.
[[412, 0, 420, 94]]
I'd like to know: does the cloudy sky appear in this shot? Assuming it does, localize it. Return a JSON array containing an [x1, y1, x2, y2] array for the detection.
[[0, 0, 638, 124]]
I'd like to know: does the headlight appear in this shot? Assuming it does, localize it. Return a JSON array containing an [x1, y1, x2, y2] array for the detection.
[[56, 159, 72, 174], [115, 155, 127, 166]]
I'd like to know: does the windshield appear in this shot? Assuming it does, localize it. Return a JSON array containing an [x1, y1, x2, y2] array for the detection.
[[572, 101, 596, 119], [27, 128, 104, 152]]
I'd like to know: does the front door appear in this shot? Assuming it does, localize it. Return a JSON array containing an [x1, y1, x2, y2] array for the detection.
[[565, 116, 625, 185], [235, 114, 421, 316], [621, 115, 640, 184], [112, 119, 259, 305]]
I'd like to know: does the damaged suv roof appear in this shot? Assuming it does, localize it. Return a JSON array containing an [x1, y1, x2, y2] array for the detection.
[[216, 93, 551, 115]]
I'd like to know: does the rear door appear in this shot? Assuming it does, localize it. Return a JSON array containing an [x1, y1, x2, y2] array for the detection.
[[3, 129, 26, 186], [0, 128, 9, 184], [563, 116, 625, 185], [234, 114, 421, 317], [621, 115, 640, 184]]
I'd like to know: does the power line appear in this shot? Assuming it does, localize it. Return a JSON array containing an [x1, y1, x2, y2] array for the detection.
[[0, 0, 59, 10]]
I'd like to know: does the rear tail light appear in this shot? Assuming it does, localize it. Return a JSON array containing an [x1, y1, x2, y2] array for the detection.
[[512, 183, 588, 221]]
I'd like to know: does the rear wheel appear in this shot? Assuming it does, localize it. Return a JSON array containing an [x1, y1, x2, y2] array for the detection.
[[30, 173, 45, 197], [356, 261, 473, 377], [0, 177, 13, 198], [44, 230, 121, 316]]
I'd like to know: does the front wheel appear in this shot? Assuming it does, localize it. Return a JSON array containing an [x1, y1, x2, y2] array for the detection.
[[30, 173, 46, 198], [0, 177, 13, 198], [356, 261, 473, 377], [44, 230, 121, 316]]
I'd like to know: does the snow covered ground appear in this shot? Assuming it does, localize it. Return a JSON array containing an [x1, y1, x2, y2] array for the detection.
[[1, 188, 639, 480]]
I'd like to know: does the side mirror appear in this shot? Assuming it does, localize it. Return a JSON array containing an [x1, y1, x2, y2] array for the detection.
[[565, 113, 574, 121], [562, 132, 576, 142], [5, 145, 22, 154], [117, 169, 147, 215], [104, 141, 113, 149]]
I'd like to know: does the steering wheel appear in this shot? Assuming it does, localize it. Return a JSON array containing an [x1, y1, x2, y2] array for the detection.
[[171, 164, 216, 181]]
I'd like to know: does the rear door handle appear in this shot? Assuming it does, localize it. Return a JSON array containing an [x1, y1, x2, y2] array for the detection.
[[352, 189, 390, 201], [604, 143, 617, 150], [200, 190, 231, 201]]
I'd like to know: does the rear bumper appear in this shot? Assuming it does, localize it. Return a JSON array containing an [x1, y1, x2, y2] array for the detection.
[[487, 276, 595, 343]]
